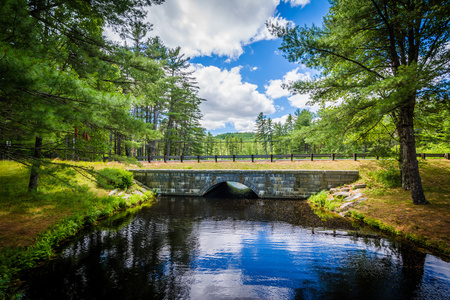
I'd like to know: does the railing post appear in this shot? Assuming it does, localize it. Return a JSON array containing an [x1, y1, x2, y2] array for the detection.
[[421, 153, 426, 160], [353, 153, 357, 161], [376, 155, 379, 160], [233, 155, 235, 162], [251, 154, 254, 163], [290, 153, 293, 162], [148, 154, 152, 163], [164, 155, 167, 163], [331, 153, 335, 161], [180, 155, 183, 163], [270, 154, 273, 162], [197, 155, 200, 163], [310, 153, 313, 161], [215, 155, 218, 163], [445, 153, 449, 160]]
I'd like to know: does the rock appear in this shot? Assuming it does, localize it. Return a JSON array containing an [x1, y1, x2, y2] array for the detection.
[[352, 184, 367, 189], [117, 191, 124, 196], [340, 201, 356, 210], [333, 192, 352, 198], [343, 193, 364, 202], [341, 188, 350, 192], [329, 188, 339, 194], [133, 190, 144, 196], [109, 189, 118, 196]]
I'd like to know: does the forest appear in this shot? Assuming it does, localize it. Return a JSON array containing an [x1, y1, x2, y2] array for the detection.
[[0, 0, 205, 170], [0, 0, 449, 204]]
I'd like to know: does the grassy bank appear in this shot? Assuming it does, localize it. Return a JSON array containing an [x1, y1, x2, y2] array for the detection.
[[0, 160, 155, 297], [304, 159, 450, 257], [347, 160, 450, 257]]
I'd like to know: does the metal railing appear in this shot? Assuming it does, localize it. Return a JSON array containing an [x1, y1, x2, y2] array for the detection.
[[134, 153, 450, 163]]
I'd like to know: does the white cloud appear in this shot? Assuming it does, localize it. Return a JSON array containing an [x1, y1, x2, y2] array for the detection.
[[287, 93, 320, 111], [282, 0, 311, 7], [265, 79, 288, 99], [264, 68, 320, 111], [194, 65, 276, 131], [145, 0, 289, 58], [265, 67, 311, 100], [272, 114, 290, 124], [103, 1, 306, 59], [250, 15, 292, 43]]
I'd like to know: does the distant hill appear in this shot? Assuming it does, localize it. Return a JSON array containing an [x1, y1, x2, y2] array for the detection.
[[214, 132, 256, 141]]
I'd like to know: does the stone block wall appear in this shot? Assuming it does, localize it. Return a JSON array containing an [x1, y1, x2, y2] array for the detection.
[[129, 169, 359, 199]]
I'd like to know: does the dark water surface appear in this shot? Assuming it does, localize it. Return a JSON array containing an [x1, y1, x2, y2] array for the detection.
[[20, 197, 450, 299]]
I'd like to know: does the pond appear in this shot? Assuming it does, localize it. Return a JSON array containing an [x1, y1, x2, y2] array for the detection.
[[19, 197, 450, 299]]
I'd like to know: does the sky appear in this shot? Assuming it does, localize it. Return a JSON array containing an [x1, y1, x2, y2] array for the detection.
[[111, 0, 331, 135]]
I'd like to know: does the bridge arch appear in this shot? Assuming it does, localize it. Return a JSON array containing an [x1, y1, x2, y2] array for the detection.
[[200, 178, 261, 198]]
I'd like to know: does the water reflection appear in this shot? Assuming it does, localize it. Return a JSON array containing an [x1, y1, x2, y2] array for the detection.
[[20, 197, 449, 299]]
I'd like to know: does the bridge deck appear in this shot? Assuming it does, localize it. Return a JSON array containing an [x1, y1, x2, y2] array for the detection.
[[129, 169, 359, 199]]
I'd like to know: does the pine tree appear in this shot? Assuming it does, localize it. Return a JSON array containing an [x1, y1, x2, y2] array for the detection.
[[255, 112, 268, 155], [271, 0, 449, 204], [0, 0, 165, 190]]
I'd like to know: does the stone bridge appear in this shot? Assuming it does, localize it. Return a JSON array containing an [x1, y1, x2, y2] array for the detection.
[[130, 169, 359, 199]]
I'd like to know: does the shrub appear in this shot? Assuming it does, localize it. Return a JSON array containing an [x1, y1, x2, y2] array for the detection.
[[308, 190, 328, 208], [366, 160, 402, 188], [97, 168, 133, 190], [370, 167, 401, 188]]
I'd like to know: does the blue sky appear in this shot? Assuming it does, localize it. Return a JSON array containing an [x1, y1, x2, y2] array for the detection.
[[142, 0, 330, 135]]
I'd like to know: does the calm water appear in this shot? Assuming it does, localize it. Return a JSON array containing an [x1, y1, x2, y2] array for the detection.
[[20, 197, 450, 299]]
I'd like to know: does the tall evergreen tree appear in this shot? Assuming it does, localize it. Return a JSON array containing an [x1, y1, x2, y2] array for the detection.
[[271, 0, 449, 204], [0, 0, 165, 190], [162, 47, 204, 156], [255, 112, 268, 155]]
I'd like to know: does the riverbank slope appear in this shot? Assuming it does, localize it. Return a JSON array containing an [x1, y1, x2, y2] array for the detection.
[[0, 161, 155, 297]]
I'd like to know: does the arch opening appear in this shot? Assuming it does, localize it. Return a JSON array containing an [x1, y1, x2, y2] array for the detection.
[[203, 181, 259, 199]]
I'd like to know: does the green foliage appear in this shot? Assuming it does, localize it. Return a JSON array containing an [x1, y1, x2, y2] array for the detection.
[[308, 190, 343, 211], [271, 0, 449, 204], [0, 0, 205, 193], [308, 190, 328, 207], [215, 132, 256, 141], [416, 143, 450, 154], [97, 168, 133, 190], [110, 155, 143, 167], [367, 161, 402, 188]]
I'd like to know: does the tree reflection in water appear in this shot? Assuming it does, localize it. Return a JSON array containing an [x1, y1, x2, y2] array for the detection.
[[20, 197, 449, 299]]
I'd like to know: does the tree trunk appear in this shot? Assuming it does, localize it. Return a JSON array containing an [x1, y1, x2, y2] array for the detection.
[[166, 140, 171, 156], [398, 138, 411, 191], [28, 136, 43, 192], [397, 100, 428, 205], [125, 135, 130, 157], [396, 120, 410, 190], [117, 133, 121, 156]]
